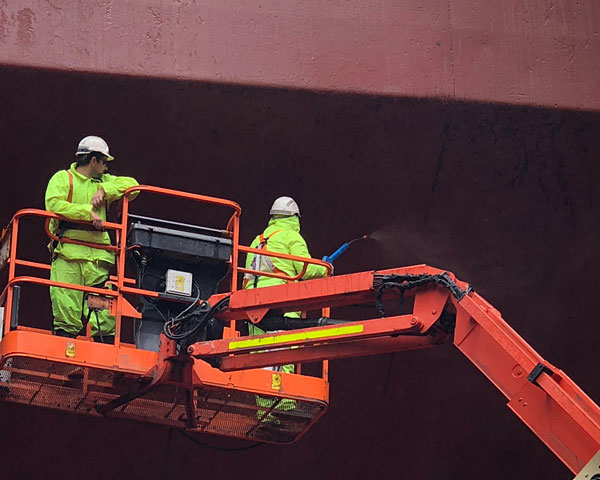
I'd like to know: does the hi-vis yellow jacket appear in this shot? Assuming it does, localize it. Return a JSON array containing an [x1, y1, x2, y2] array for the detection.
[[244, 215, 327, 290], [45, 162, 138, 264]]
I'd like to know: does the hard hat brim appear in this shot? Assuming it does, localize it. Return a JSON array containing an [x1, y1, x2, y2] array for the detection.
[[270, 210, 301, 217], [75, 151, 115, 161]]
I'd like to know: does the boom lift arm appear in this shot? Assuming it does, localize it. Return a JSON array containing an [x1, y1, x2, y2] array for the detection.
[[183, 266, 600, 477]]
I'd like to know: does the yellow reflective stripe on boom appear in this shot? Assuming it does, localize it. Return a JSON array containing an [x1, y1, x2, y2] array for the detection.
[[229, 324, 364, 350]]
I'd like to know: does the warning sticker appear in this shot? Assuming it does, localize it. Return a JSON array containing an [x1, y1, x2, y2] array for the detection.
[[229, 324, 364, 350]]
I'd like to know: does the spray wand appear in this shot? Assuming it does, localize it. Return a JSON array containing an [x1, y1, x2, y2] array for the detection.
[[322, 234, 371, 264]]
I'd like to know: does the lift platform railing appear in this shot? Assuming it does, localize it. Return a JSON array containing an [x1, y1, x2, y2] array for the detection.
[[0, 187, 331, 444], [0, 186, 243, 344], [0, 208, 124, 339], [0, 185, 332, 351], [116, 185, 242, 344], [237, 245, 333, 283]]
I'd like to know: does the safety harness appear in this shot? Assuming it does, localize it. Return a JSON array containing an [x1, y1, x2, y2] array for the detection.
[[243, 230, 289, 289], [66, 170, 74, 202], [61, 170, 105, 231], [50, 170, 104, 258], [50, 171, 111, 336]]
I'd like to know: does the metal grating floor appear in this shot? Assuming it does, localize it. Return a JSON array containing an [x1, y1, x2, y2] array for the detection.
[[0, 356, 326, 443]]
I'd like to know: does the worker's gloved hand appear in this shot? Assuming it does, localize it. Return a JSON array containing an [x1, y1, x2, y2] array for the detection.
[[321, 256, 334, 275]]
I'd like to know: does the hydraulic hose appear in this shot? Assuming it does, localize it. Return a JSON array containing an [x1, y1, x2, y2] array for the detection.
[[257, 315, 348, 331]]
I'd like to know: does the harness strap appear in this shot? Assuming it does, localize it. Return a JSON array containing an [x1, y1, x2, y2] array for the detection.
[[260, 230, 281, 247], [58, 170, 106, 234], [259, 230, 281, 245], [66, 170, 74, 203], [243, 230, 284, 289], [51, 170, 74, 259], [61, 221, 99, 232]]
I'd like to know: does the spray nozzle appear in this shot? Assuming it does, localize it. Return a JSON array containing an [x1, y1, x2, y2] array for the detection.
[[323, 234, 371, 264], [348, 234, 370, 245]]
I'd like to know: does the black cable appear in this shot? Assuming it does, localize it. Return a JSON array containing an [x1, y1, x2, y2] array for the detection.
[[172, 281, 202, 321], [373, 272, 470, 317], [163, 295, 230, 342], [179, 430, 262, 451], [94, 310, 104, 343], [150, 301, 168, 322], [140, 272, 165, 291], [148, 280, 203, 334], [83, 305, 93, 329]]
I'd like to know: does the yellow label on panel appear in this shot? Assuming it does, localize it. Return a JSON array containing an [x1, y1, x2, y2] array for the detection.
[[229, 324, 364, 350], [271, 373, 282, 391], [65, 341, 76, 358], [175, 276, 185, 292]]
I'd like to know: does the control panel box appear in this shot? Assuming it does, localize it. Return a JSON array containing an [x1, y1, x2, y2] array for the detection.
[[165, 269, 193, 296]]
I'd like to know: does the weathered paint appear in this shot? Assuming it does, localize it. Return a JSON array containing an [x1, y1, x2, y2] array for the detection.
[[0, 64, 599, 479], [0, 1, 599, 478], [0, 0, 598, 109]]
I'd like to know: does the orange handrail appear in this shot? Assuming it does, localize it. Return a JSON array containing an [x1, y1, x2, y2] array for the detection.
[[119, 185, 242, 341], [2, 209, 124, 338], [238, 245, 333, 282], [12, 259, 51, 271], [122, 185, 241, 215], [2, 188, 242, 342], [1, 186, 328, 355], [44, 217, 122, 251], [0, 276, 119, 305]]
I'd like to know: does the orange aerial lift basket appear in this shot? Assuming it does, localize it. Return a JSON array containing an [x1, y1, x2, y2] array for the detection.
[[0, 186, 331, 444]]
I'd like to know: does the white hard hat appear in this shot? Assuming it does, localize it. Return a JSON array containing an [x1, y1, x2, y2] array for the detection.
[[270, 196, 300, 216], [75, 135, 114, 161]]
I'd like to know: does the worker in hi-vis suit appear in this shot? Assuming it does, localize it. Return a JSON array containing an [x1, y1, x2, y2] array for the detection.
[[45, 135, 138, 343], [244, 196, 328, 357], [244, 196, 327, 430]]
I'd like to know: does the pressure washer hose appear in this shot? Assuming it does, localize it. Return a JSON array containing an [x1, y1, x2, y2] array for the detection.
[[322, 234, 371, 264]]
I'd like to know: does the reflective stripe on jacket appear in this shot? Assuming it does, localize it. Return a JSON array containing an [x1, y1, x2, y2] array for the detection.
[[244, 215, 327, 290], [243, 230, 283, 288]]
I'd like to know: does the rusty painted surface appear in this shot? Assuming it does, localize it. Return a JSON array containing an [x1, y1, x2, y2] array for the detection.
[[0, 0, 599, 478], [1, 64, 599, 479], [0, 0, 599, 109]]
